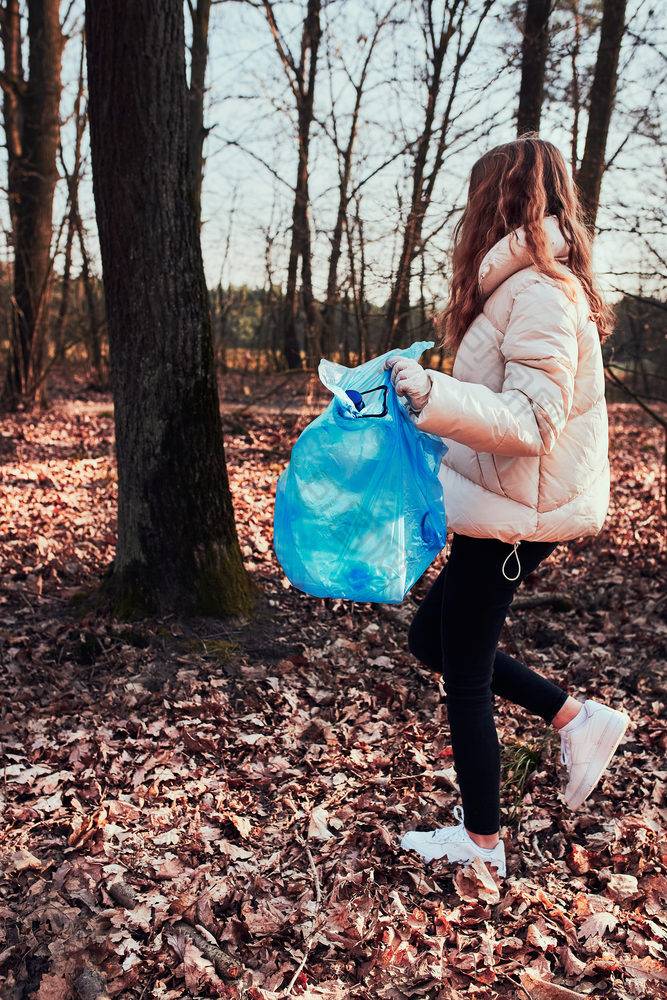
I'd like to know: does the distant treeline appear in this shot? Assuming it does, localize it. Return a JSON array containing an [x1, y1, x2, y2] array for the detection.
[[2, 267, 662, 404], [606, 295, 667, 404]]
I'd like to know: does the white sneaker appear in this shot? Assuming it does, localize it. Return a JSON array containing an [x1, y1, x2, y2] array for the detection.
[[400, 805, 506, 877], [561, 700, 630, 809]]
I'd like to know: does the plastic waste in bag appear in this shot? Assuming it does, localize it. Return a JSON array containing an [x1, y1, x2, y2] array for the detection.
[[273, 341, 447, 603]]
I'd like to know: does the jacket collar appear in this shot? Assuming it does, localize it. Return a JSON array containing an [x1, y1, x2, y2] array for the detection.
[[478, 216, 569, 297]]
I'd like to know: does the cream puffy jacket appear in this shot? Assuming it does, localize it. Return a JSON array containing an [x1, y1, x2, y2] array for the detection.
[[413, 219, 610, 544]]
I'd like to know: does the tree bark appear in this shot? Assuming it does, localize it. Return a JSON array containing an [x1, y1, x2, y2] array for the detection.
[[576, 0, 626, 230], [187, 0, 212, 223], [1, 0, 63, 406], [85, 0, 254, 618], [517, 0, 552, 136]]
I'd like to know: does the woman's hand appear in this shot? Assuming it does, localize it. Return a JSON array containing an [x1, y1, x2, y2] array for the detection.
[[385, 357, 433, 413]]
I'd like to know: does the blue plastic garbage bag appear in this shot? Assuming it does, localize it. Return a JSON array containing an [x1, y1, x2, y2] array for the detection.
[[273, 341, 447, 604]]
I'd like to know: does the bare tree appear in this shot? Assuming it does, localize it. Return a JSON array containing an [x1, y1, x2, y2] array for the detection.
[[1, 0, 64, 406], [576, 0, 627, 229], [321, 6, 394, 356], [346, 195, 370, 363], [187, 0, 212, 222], [55, 27, 107, 386], [262, 0, 322, 370], [564, 0, 583, 175], [517, 0, 552, 135], [85, 0, 253, 617], [382, 0, 494, 349]]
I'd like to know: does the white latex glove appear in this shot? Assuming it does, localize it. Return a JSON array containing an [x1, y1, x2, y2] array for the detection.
[[385, 356, 433, 413]]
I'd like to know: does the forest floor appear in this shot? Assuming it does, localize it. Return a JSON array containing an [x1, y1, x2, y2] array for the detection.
[[0, 370, 666, 1000]]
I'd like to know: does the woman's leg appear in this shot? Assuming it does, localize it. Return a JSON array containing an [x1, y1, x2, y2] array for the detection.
[[410, 534, 565, 838], [409, 541, 569, 723]]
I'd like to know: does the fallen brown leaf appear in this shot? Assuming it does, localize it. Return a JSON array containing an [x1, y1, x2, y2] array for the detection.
[[519, 968, 588, 999], [453, 859, 500, 904]]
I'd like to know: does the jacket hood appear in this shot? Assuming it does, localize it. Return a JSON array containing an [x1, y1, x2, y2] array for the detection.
[[478, 216, 569, 298]]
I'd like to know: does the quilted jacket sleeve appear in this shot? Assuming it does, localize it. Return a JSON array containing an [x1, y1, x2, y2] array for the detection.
[[413, 278, 579, 457]]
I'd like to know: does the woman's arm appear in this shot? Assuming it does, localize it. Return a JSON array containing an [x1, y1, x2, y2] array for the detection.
[[413, 279, 579, 457]]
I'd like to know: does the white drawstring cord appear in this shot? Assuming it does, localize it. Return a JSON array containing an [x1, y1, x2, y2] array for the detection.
[[502, 542, 521, 582]]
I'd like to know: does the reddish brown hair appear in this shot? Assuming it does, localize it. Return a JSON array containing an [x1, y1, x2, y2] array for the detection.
[[440, 136, 611, 353]]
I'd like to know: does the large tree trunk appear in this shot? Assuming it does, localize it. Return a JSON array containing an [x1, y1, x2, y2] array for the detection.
[[576, 0, 626, 230], [517, 0, 552, 136], [85, 0, 253, 618], [1, 0, 24, 392], [1, 0, 63, 406]]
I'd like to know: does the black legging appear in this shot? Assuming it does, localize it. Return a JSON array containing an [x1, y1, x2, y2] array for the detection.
[[408, 533, 569, 835]]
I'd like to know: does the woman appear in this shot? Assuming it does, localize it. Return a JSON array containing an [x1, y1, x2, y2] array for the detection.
[[385, 137, 629, 878]]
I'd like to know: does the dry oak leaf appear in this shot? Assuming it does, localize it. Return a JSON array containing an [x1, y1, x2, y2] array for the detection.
[[5, 848, 43, 872], [565, 844, 590, 875], [519, 969, 588, 999], [35, 974, 70, 1000], [308, 805, 333, 841], [453, 859, 500, 904], [604, 871, 641, 903], [526, 918, 558, 952], [577, 910, 618, 941], [67, 805, 107, 848], [623, 955, 667, 984]]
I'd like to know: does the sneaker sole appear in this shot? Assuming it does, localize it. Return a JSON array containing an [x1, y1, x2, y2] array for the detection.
[[401, 838, 506, 877], [564, 711, 630, 810]]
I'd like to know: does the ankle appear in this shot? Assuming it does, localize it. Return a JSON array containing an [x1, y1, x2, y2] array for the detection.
[[552, 696, 585, 731], [466, 828, 500, 850]]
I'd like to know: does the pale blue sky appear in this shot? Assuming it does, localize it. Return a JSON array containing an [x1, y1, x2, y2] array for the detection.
[[198, 0, 665, 306], [1, 0, 664, 316]]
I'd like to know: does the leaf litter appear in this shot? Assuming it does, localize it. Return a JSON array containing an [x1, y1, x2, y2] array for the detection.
[[0, 375, 665, 999]]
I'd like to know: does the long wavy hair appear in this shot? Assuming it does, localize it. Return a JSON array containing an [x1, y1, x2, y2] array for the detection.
[[439, 137, 611, 354]]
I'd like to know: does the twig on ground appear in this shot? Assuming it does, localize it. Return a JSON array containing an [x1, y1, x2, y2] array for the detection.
[[284, 836, 323, 995], [532, 835, 547, 864], [304, 839, 322, 908], [511, 591, 579, 611], [171, 920, 242, 979], [16, 588, 35, 613]]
